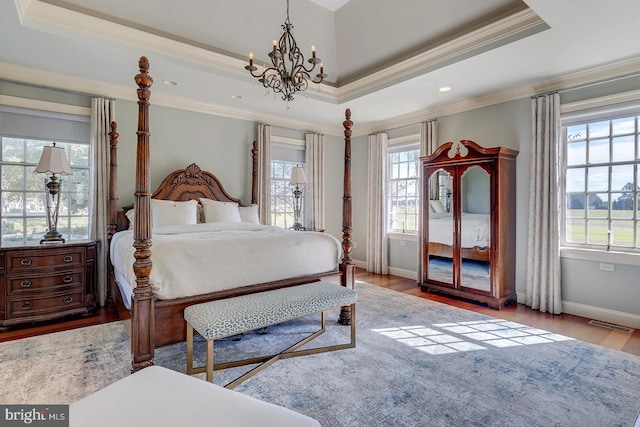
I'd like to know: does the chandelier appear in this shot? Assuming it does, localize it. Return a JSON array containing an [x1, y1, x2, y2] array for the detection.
[[245, 0, 326, 101]]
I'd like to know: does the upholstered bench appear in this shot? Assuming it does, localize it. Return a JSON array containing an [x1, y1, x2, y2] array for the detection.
[[70, 365, 320, 427], [184, 281, 357, 388]]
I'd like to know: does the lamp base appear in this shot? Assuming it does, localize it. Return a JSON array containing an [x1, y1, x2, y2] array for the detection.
[[40, 230, 65, 244], [290, 223, 306, 231]]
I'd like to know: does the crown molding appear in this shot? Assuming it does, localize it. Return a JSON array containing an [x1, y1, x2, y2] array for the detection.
[[337, 8, 546, 102], [5, 53, 640, 138], [355, 54, 640, 136]]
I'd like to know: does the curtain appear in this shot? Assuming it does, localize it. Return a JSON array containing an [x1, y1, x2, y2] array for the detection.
[[90, 97, 115, 306], [526, 93, 562, 314], [366, 133, 388, 274], [417, 120, 438, 283], [305, 132, 325, 231], [257, 124, 271, 225]]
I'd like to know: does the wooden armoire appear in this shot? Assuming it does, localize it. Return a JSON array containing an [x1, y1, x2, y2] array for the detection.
[[420, 140, 518, 309]]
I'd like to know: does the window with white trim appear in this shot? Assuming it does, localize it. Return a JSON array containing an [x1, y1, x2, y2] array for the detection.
[[387, 142, 420, 233], [270, 137, 305, 229], [0, 107, 91, 243], [561, 105, 639, 252], [270, 160, 305, 228]]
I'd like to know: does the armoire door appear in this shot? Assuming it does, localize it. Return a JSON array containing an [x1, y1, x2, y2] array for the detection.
[[425, 166, 456, 288], [457, 163, 492, 295]]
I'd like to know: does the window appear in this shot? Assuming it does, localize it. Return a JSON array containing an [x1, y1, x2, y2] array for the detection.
[[387, 144, 420, 233], [0, 107, 91, 243], [270, 160, 304, 228], [562, 108, 639, 252]]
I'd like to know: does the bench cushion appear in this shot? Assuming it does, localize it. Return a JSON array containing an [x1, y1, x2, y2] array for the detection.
[[184, 281, 357, 341], [70, 366, 320, 427]]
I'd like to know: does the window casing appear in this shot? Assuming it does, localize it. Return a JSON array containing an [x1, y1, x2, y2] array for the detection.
[[1, 108, 91, 244], [561, 107, 639, 252], [387, 144, 420, 233]]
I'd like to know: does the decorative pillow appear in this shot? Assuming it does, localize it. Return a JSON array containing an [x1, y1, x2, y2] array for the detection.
[[150, 199, 199, 227], [429, 200, 446, 214], [238, 204, 260, 224], [201, 198, 241, 223]]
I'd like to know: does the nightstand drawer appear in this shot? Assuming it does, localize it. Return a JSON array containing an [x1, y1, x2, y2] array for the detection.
[[5, 247, 85, 273], [7, 291, 84, 319], [6, 271, 84, 294]]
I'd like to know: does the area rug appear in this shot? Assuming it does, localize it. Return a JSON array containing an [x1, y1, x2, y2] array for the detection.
[[1, 282, 639, 427]]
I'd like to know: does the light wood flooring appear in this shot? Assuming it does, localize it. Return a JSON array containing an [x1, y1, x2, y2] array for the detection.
[[2, 268, 639, 357]]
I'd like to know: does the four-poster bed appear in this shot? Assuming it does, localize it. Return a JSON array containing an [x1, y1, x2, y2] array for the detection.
[[107, 56, 355, 371]]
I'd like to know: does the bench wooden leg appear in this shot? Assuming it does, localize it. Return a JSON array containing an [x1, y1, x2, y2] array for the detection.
[[186, 322, 194, 375], [206, 339, 214, 382]]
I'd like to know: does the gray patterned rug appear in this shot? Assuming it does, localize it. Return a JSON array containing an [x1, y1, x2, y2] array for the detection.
[[1, 282, 639, 427]]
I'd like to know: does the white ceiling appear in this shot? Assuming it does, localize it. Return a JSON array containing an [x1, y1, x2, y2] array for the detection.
[[2, 0, 640, 136]]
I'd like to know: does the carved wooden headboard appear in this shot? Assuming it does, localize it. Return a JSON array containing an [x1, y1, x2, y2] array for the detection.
[[116, 163, 244, 231]]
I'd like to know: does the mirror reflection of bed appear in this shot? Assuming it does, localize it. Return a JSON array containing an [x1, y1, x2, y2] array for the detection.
[[427, 166, 491, 292]]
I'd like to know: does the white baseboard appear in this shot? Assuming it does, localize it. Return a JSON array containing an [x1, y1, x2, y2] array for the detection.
[[388, 266, 419, 281], [561, 301, 640, 330], [516, 291, 640, 329]]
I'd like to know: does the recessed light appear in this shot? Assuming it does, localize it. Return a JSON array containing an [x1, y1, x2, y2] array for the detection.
[[163, 80, 178, 86], [439, 86, 452, 92], [231, 95, 243, 100]]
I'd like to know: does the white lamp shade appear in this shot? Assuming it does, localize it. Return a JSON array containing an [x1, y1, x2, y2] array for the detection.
[[35, 146, 73, 175], [289, 167, 307, 185]]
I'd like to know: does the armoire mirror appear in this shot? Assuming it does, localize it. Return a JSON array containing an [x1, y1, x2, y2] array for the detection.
[[427, 168, 454, 285], [459, 165, 491, 292]]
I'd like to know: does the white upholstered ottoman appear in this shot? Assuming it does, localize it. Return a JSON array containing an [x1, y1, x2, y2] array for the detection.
[[70, 365, 320, 427]]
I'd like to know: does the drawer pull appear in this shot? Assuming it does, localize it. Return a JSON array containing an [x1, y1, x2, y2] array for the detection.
[[62, 255, 73, 263], [22, 301, 32, 310], [63, 275, 73, 284], [63, 296, 73, 304], [20, 280, 32, 288], [20, 258, 32, 266]]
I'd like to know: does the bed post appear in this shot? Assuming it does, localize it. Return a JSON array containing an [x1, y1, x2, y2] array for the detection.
[[105, 121, 119, 307], [251, 140, 258, 205], [131, 56, 155, 372], [339, 108, 355, 325]]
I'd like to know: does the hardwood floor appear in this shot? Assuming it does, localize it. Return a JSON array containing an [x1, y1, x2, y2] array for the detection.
[[2, 268, 639, 357]]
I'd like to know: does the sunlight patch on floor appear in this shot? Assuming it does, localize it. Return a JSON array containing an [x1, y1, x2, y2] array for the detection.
[[372, 319, 573, 354]]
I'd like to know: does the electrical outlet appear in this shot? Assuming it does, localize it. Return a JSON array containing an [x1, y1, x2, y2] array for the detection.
[[352, 242, 357, 249], [599, 263, 615, 272]]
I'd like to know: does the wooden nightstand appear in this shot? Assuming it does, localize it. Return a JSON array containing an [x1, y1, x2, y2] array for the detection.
[[0, 240, 97, 330]]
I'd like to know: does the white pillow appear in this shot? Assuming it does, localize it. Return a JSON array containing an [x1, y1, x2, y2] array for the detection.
[[429, 200, 446, 214], [201, 199, 241, 223], [125, 209, 135, 229], [238, 204, 260, 224], [151, 199, 199, 227]]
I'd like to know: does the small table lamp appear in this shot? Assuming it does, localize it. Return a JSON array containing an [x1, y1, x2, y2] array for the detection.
[[35, 143, 73, 243], [289, 166, 307, 231]]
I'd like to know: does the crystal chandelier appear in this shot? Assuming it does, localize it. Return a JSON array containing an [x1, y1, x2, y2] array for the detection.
[[245, 0, 326, 101]]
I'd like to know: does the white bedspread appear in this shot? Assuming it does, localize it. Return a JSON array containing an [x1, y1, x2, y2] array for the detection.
[[110, 223, 342, 306], [428, 212, 490, 248]]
